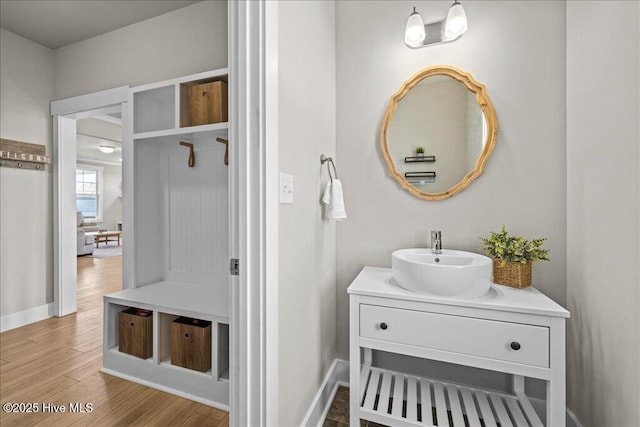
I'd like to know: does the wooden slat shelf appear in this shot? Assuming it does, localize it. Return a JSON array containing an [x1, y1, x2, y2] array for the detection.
[[359, 366, 543, 427]]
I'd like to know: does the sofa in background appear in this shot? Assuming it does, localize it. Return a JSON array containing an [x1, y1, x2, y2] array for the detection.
[[77, 211, 100, 232], [77, 211, 100, 256], [77, 230, 95, 256]]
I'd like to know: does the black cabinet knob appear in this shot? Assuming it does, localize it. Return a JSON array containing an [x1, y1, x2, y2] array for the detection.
[[380, 322, 388, 330], [510, 341, 521, 351]]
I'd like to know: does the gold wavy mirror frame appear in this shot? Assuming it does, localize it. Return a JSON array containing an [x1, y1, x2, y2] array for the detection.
[[380, 65, 498, 200]]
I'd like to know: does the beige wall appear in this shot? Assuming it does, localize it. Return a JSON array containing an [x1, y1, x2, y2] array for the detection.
[[388, 80, 470, 192], [54, 1, 227, 99], [0, 29, 54, 316], [77, 117, 122, 142], [335, 0, 567, 363], [566, 2, 640, 426], [1, 1, 227, 323], [278, 1, 337, 425], [76, 118, 123, 232], [76, 161, 122, 232], [101, 163, 122, 232]]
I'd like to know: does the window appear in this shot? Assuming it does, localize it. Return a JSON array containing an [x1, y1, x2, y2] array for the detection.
[[76, 165, 103, 222]]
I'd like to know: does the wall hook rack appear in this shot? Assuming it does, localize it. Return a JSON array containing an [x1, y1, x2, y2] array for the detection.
[[216, 137, 229, 166], [0, 138, 50, 171], [320, 154, 338, 182], [179, 141, 195, 167]]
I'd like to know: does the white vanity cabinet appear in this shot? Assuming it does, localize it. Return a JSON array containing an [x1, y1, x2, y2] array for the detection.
[[348, 267, 569, 427]]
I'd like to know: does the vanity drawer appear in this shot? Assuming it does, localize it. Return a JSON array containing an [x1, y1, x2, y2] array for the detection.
[[360, 304, 549, 368]]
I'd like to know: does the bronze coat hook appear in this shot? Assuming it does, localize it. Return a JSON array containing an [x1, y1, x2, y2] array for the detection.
[[179, 141, 195, 167]]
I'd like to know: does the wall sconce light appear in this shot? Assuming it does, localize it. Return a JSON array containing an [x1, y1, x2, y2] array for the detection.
[[404, 1, 468, 49], [99, 145, 115, 154]]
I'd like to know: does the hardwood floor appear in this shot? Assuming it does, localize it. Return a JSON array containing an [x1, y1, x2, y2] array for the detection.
[[0, 255, 229, 426], [322, 386, 386, 427]]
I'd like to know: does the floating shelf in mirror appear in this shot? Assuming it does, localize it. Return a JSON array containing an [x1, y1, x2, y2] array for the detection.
[[404, 155, 436, 163], [380, 65, 497, 200]]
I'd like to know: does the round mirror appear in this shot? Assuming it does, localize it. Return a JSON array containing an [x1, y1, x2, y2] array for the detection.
[[380, 66, 497, 200]]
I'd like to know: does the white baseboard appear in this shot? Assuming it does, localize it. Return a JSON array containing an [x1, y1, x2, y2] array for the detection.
[[0, 303, 54, 332], [302, 358, 583, 427], [567, 408, 583, 427], [100, 368, 229, 411], [300, 359, 349, 427], [529, 396, 582, 427]]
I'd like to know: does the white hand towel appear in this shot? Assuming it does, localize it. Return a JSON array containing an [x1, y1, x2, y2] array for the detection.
[[322, 180, 332, 206], [329, 179, 347, 220]]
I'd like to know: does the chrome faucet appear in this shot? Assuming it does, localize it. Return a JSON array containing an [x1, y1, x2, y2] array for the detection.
[[431, 231, 442, 254]]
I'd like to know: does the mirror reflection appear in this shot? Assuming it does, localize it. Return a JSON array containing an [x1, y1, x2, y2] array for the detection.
[[381, 66, 497, 200]]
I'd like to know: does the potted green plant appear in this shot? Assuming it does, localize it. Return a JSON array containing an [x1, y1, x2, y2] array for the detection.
[[415, 146, 425, 158], [479, 225, 550, 288]]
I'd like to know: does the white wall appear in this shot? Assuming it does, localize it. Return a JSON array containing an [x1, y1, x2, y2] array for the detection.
[[0, 29, 54, 316], [277, 1, 337, 425], [335, 0, 567, 366], [54, 0, 227, 99], [566, 2, 640, 426]]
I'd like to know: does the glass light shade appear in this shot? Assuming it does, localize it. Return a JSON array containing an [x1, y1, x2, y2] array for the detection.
[[444, 1, 468, 39], [99, 145, 115, 154], [404, 8, 426, 47]]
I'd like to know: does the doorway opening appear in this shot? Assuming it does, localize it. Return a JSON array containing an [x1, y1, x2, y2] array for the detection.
[[76, 112, 123, 253], [52, 86, 129, 317]]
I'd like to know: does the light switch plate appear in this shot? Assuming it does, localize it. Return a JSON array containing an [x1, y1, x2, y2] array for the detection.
[[279, 173, 293, 204]]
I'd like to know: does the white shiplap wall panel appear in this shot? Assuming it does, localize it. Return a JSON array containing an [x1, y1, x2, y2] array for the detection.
[[168, 142, 228, 286], [134, 140, 167, 287]]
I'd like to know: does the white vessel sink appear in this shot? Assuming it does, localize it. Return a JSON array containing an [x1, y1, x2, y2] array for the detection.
[[392, 248, 492, 298]]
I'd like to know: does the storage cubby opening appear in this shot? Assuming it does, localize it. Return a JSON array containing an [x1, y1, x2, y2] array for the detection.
[[217, 323, 230, 382], [106, 303, 133, 350], [371, 349, 546, 399], [158, 312, 181, 365], [179, 76, 228, 128], [134, 85, 175, 133], [133, 134, 229, 289]]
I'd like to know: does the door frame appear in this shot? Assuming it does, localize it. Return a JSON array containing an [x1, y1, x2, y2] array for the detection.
[[51, 86, 129, 317], [229, 1, 279, 425]]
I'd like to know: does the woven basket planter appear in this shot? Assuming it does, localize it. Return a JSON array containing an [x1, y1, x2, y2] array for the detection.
[[492, 259, 532, 288]]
